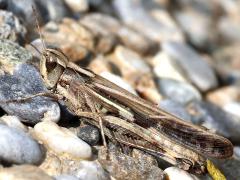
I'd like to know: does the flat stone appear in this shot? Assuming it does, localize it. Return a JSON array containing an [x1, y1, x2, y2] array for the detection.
[[157, 78, 201, 105], [34, 121, 92, 160], [0, 124, 44, 165], [113, 0, 184, 43], [162, 41, 218, 91], [0, 64, 60, 124], [98, 146, 164, 180], [164, 167, 200, 180]]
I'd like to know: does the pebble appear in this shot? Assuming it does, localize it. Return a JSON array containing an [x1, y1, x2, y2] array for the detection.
[[234, 146, 240, 159], [223, 102, 240, 118], [0, 39, 32, 73], [63, 0, 88, 13], [77, 125, 100, 146], [0, 64, 60, 124], [110, 46, 162, 103], [0, 10, 27, 44], [72, 160, 109, 180], [206, 85, 240, 107], [113, 0, 184, 43], [187, 101, 240, 143], [152, 51, 188, 82], [98, 146, 164, 180], [34, 121, 92, 160], [212, 44, 240, 84], [80, 13, 157, 55], [6, 0, 37, 28], [0, 165, 53, 180], [157, 78, 201, 105], [42, 19, 93, 62], [34, 0, 70, 23], [173, 7, 217, 51], [0, 124, 43, 165], [159, 99, 192, 122], [162, 41, 218, 91], [0, 115, 28, 132], [164, 167, 200, 180]]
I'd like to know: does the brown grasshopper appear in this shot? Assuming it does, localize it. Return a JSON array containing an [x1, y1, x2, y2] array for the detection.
[[35, 41, 233, 175], [26, 6, 233, 175]]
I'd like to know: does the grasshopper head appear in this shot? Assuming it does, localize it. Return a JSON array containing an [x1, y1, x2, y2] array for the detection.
[[40, 48, 69, 89]]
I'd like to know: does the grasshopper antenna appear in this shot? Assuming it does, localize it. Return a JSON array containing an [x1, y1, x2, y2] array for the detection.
[[32, 5, 47, 50]]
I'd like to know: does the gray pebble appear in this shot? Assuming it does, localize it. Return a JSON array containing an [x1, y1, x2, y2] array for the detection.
[[0, 64, 60, 124], [77, 125, 100, 146], [162, 41, 218, 91], [0, 39, 32, 73], [0, 10, 26, 44], [157, 78, 201, 105], [113, 0, 183, 43], [159, 99, 192, 122], [0, 124, 44, 165]]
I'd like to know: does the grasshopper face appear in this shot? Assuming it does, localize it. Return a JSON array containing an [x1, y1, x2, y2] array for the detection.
[[40, 48, 68, 89]]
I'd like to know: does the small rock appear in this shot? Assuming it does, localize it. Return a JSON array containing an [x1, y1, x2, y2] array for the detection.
[[64, 0, 88, 13], [100, 71, 137, 95], [0, 64, 60, 124], [0, 165, 53, 180], [223, 102, 240, 118], [34, 121, 92, 159], [77, 125, 100, 146], [173, 7, 217, 51], [35, 0, 70, 23], [113, 0, 184, 43], [6, 0, 37, 28], [234, 146, 240, 159], [152, 51, 187, 82], [162, 41, 218, 91], [0, 39, 32, 73], [98, 146, 164, 180], [0, 124, 43, 165], [73, 160, 109, 180], [0, 10, 26, 44], [80, 13, 158, 55], [0, 115, 27, 132], [80, 13, 119, 54], [42, 19, 93, 62], [110, 46, 162, 103], [55, 174, 79, 180], [88, 55, 112, 75], [157, 78, 201, 105], [212, 44, 240, 84], [159, 99, 192, 122], [206, 85, 240, 107], [164, 167, 200, 180]]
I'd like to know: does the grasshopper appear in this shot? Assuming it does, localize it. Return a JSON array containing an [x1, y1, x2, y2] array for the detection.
[[36, 41, 233, 175], [23, 6, 234, 175]]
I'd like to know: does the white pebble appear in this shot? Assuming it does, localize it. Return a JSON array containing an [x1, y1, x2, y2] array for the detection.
[[164, 167, 200, 180], [34, 121, 92, 159]]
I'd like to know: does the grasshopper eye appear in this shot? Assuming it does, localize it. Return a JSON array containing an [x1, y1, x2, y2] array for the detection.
[[40, 49, 68, 89]]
